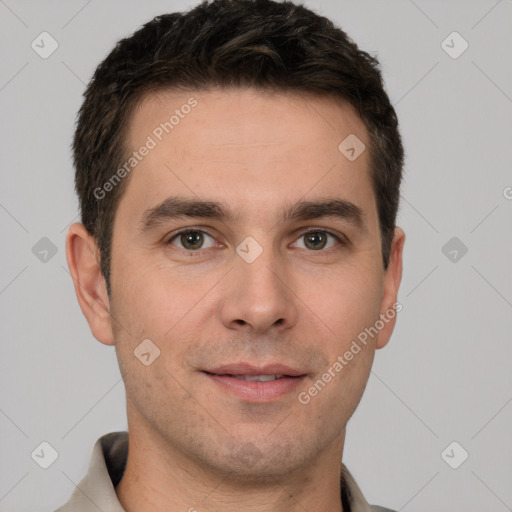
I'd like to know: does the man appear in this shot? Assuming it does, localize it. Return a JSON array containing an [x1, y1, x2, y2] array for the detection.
[[60, 0, 405, 510]]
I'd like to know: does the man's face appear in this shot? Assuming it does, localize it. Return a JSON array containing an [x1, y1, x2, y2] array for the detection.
[[105, 88, 401, 476]]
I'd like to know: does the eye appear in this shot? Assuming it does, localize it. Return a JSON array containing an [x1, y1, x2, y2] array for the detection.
[[292, 229, 344, 251], [167, 229, 218, 251], [166, 228, 346, 253]]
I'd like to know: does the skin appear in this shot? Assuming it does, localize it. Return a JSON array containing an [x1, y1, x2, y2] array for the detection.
[[66, 87, 405, 512]]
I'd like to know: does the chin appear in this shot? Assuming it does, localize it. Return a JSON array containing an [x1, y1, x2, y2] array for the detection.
[[208, 435, 312, 480]]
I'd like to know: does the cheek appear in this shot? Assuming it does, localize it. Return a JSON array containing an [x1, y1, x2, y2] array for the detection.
[[112, 257, 187, 335], [110, 262, 196, 400], [317, 264, 381, 406], [304, 262, 383, 346], [110, 256, 218, 381]]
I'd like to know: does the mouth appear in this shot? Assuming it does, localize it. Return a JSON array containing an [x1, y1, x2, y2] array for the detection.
[[209, 373, 289, 382], [202, 363, 307, 402]]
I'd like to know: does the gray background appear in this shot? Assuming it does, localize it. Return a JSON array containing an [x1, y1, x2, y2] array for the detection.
[[1, 0, 511, 510]]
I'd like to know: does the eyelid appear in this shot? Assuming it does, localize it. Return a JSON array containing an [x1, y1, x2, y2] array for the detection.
[[293, 226, 349, 245], [165, 227, 220, 248], [165, 226, 348, 251]]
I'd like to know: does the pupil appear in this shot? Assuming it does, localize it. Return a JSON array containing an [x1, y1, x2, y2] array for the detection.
[[178, 231, 327, 251], [306, 232, 326, 250], [182, 231, 203, 249]]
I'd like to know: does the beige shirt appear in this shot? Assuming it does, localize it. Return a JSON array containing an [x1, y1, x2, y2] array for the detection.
[[55, 431, 395, 512]]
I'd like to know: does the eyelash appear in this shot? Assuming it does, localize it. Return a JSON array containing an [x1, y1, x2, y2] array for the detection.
[[165, 227, 347, 253]]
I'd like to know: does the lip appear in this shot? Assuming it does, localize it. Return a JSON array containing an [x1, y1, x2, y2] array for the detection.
[[202, 363, 308, 402], [205, 363, 306, 377]]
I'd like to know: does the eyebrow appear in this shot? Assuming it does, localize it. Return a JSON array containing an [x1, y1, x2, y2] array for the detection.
[[139, 196, 366, 233]]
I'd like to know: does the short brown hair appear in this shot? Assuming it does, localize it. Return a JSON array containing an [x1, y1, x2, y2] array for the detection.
[[73, 0, 404, 296]]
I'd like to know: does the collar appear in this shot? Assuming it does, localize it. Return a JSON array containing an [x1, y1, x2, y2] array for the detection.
[[55, 431, 379, 512]]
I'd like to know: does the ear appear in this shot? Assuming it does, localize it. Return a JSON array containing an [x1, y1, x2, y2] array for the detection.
[[65, 222, 114, 346], [375, 227, 405, 349]]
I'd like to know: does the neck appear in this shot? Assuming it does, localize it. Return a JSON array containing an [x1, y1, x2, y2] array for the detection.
[[115, 423, 346, 512]]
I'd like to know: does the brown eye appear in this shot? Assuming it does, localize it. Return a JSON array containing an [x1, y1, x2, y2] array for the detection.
[[304, 231, 328, 250], [167, 230, 216, 251], [293, 230, 343, 251]]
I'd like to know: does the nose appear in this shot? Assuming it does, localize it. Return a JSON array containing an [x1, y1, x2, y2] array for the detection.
[[219, 244, 298, 334]]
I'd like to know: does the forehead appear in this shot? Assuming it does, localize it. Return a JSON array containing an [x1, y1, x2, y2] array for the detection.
[[118, 87, 376, 229], [128, 87, 367, 154]]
